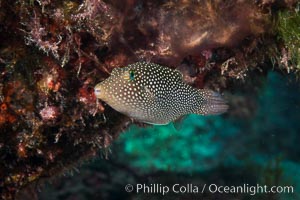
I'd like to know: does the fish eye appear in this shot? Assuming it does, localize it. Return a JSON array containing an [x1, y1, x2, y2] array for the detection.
[[129, 70, 135, 81]]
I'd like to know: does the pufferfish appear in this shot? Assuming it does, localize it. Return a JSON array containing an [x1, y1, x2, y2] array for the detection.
[[94, 62, 228, 125]]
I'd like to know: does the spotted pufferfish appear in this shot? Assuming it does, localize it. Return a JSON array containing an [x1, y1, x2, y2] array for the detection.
[[94, 62, 228, 125]]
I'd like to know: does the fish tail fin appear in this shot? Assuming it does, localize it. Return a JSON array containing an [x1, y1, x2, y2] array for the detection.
[[195, 89, 228, 115]]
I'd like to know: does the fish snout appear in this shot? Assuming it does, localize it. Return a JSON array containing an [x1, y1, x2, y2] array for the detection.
[[94, 86, 102, 98]]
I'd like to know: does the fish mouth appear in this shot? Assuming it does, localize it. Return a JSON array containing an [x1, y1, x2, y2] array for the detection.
[[94, 86, 101, 98]]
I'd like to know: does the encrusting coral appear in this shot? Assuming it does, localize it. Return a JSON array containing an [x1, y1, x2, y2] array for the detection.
[[0, 0, 298, 199]]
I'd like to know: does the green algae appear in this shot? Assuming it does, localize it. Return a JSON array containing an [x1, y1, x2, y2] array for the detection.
[[277, 3, 300, 72]]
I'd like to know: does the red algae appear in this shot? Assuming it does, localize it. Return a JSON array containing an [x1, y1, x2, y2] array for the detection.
[[39, 106, 61, 121]]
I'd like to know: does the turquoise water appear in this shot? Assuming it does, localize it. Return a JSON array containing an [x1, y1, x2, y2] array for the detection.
[[117, 72, 300, 170], [111, 71, 300, 198]]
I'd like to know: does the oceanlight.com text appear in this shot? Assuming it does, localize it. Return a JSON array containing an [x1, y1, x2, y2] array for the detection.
[[124, 183, 294, 196]]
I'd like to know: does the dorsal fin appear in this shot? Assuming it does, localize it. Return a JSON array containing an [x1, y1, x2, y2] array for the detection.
[[174, 69, 183, 80]]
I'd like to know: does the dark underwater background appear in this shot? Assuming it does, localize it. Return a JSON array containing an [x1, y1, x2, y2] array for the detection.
[[37, 71, 300, 199]]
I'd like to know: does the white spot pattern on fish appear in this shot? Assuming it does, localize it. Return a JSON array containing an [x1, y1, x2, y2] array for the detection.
[[95, 62, 228, 124]]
